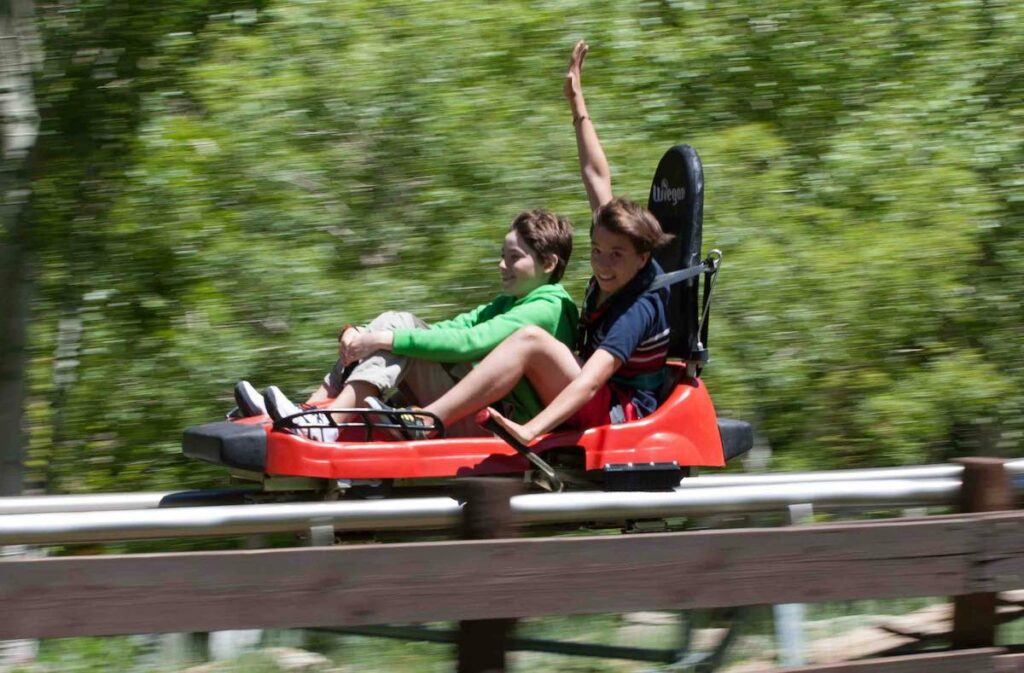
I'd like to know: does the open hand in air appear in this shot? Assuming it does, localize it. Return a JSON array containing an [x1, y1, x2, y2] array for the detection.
[[563, 39, 588, 101]]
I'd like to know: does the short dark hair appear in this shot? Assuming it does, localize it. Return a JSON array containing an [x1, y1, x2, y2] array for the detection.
[[592, 197, 673, 254], [511, 209, 574, 283]]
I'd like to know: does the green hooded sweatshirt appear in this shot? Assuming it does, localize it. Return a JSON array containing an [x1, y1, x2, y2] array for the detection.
[[391, 283, 578, 422]]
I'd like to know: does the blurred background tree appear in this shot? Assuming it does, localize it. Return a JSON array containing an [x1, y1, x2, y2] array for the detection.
[[0, 0, 41, 496], [8, 0, 1022, 494]]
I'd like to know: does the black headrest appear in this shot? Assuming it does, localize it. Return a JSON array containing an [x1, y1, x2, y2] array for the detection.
[[649, 145, 704, 361]]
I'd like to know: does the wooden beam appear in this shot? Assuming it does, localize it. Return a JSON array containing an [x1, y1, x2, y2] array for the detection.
[[995, 652, 1024, 673], [755, 647, 1003, 673], [2, 512, 1023, 640]]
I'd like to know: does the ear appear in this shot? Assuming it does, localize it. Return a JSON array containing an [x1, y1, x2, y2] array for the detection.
[[543, 255, 559, 275], [639, 251, 651, 267]]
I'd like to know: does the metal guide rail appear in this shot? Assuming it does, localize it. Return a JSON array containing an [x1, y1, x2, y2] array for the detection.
[[0, 477, 965, 545], [3, 459, 1021, 515]]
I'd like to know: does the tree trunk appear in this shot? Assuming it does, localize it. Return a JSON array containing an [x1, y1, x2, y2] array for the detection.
[[0, 226, 31, 497], [0, 0, 40, 497]]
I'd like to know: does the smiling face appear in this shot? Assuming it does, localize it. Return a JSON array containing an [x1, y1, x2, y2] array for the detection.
[[590, 223, 650, 300], [500, 229, 554, 297]]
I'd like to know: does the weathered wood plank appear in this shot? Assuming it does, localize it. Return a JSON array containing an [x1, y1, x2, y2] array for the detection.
[[758, 648, 1002, 673], [995, 652, 1024, 673], [1, 513, 1022, 639]]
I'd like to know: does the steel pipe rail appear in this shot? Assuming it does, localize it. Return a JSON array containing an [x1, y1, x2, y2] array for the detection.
[[680, 464, 964, 489], [515, 478, 960, 524], [681, 459, 1024, 489], [0, 478, 961, 545], [0, 492, 173, 515], [0, 488, 262, 516], [0, 497, 463, 545]]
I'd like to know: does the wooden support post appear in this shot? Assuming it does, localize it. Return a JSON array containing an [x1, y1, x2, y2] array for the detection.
[[952, 457, 1014, 649], [456, 478, 522, 673]]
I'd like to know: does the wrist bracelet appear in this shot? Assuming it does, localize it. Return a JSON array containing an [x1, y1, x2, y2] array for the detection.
[[573, 114, 589, 126]]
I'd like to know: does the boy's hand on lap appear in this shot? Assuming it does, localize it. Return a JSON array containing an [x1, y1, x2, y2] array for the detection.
[[338, 328, 359, 363], [340, 330, 393, 365]]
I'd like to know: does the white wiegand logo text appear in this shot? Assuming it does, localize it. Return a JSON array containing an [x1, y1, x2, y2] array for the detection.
[[651, 178, 686, 205]]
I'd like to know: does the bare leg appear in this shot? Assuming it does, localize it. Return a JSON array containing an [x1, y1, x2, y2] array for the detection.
[[308, 311, 424, 423], [400, 361, 486, 437], [305, 384, 332, 405], [424, 326, 581, 428], [325, 380, 381, 423]]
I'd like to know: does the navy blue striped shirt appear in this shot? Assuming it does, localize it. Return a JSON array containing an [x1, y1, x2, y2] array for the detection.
[[577, 260, 670, 418]]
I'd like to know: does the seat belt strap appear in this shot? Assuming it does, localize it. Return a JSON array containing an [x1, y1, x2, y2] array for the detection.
[[648, 262, 708, 291]]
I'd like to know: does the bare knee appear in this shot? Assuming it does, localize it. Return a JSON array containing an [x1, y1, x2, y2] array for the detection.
[[507, 325, 556, 353], [367, 310, 418, 332], [510, 324, 545, 342]]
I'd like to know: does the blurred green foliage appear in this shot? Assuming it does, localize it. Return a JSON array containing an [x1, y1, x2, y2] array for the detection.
[[22, 0, 1024, 493]]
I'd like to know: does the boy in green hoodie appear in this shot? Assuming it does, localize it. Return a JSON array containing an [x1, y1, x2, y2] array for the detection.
[[238, 208, 577, 438]]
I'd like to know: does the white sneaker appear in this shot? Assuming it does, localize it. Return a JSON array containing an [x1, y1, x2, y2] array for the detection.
[[233, 380, 267, 417], [263, 386, 338, 442]]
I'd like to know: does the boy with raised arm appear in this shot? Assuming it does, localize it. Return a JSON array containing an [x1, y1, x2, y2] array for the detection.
[[401, 41, 673, 442]]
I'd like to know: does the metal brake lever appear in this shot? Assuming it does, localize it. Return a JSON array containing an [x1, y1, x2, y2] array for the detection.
[[475, 408, 563, 492]]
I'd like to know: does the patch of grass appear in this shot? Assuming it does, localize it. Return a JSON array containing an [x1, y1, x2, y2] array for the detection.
[[30, 636, 148, 672]]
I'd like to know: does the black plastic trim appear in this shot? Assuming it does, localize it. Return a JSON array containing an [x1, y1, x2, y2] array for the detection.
[[182, 421, 267, 473], [717, 418, 753, 461]]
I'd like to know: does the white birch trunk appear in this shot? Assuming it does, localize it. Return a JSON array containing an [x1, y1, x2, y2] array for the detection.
[[0, 2, 40, 665], [0, 0, 39, 498]]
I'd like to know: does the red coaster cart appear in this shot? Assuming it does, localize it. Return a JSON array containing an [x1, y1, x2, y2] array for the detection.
[[183, 145, 753, 496]]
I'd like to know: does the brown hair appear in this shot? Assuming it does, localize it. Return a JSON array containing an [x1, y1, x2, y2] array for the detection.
[[511, 209, 574, 284], [592, 197, 673, 254]]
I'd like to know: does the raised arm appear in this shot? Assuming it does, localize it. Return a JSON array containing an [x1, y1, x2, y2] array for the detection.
[[564, 40, 612, 213]]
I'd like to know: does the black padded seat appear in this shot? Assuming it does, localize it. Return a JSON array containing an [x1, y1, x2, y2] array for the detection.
[[649, 144, 706, 363], [717, 418, 753, 461]]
